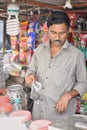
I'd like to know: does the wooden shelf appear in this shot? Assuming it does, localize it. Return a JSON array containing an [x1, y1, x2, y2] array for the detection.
[[25, 0, 87, 12], [69, 29, 87, 34]]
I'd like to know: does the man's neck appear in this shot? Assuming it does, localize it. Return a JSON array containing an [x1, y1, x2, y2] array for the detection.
[[50, 43, 63, 58]]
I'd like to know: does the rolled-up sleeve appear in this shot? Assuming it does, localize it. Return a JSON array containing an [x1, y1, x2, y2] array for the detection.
[[74, 52, 87, 97], [25, 51, 37, 78]]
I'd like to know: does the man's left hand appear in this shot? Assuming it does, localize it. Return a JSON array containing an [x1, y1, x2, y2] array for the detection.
[[55, 92, 71, 113]]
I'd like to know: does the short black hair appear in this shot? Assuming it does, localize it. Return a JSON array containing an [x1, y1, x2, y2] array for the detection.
[[47, 11, 70, 29]]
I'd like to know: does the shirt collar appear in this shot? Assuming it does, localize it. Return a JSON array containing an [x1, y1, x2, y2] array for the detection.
[[62, 40, 69, 50]]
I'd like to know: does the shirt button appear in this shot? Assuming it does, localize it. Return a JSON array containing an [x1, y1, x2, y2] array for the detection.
[[46, 77, 48, 79]]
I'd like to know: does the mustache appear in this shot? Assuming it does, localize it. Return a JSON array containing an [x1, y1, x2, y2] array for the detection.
[[54, 40, 61, 43]]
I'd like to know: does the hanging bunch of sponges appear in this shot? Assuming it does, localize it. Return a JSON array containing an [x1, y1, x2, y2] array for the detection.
[[6, 0, 20, 63], [63, 0, 72, 9], [6, 0, 20, 36]]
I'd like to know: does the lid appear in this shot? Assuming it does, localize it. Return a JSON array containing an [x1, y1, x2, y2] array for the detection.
[[0, 96, 9, 103], [9, 110, 31, 123], [7, 84, 23, 91], [0, 103, 12, 114]]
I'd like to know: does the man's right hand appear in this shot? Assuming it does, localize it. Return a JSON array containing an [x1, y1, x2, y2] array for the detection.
[[25, 74, 36, 86]]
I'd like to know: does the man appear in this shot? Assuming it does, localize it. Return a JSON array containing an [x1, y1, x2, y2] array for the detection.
[[25, 11, 87, 122]]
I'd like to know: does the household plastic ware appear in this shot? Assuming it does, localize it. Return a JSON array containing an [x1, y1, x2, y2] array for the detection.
[[0, 103, 12, 116], [0, 96, 9, 103], [29, 120, 52, 130], [9, 110, 32, 129], [6, 84, 27, 110]]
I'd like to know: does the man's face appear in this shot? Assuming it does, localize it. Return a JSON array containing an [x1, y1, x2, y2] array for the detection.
[[48, 23, 69, 47]]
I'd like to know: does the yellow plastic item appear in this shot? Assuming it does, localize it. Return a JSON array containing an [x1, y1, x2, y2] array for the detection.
[[82, 92, 87, 101]]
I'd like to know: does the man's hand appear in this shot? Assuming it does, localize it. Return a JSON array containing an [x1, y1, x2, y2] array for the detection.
[[25, 74, 37, 86], [55, 92, 71, 113], [55, 89, 79, 113]]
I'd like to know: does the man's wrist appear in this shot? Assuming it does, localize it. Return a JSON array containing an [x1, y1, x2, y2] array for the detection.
[[65, 89, 79, 100]]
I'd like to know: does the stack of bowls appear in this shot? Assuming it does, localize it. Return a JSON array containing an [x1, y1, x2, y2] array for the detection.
[[9, 110, 32, 129], [29, 120, 52, 130], [0, 96, 12, 116]]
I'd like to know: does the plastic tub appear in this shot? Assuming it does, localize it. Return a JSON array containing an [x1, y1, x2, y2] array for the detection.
[[0, 96, 9, 103], [0, 103, 12, 116]]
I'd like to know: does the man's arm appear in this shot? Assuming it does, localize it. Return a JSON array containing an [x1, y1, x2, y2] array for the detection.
[[55, 89, 79, 113]]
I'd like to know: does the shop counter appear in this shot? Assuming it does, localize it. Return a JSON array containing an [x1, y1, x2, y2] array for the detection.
[[48, 114, 87, 130]]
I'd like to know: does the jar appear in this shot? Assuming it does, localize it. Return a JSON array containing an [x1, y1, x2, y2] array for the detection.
[[6, 84, 27, 110]]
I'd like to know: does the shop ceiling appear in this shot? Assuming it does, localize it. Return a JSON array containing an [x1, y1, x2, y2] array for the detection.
[[0, 0, 87, 18], [25, 0, 87, 11]]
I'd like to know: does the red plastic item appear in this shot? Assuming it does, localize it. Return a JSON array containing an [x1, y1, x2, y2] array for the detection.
[[0, 103, 12, 114], [29, 120, 52, 130], [0, 96, 9, 103], [9, 110, 32, 123]]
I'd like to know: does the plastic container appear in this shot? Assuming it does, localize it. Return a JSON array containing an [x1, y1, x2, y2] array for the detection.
[[0, 103, 12, 116], [9, 110, 32, 129], [6, 84, 27, 110], [29, 120, 52, 130], [12, 98, 22, 111], [0, 96, 9, 103]]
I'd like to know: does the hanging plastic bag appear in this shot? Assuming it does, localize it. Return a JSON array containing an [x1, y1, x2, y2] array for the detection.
[[30, 81, 42, 104]]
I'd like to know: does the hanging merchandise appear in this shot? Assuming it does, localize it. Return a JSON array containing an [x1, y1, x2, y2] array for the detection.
[[27, 21, 36, 50], [19, 51, 27, 64], [63, 0, 72, 9], [10, 36, 18, 50], [20, 21, 28, 36], [10, 36, 19, 62], [19, 36, 28, 64], [27, 32, 35, 50], [19, 36, 28, 52], [0, 54, 6, 88], [6, 0, 20, 36], [27, 21, 41, 50], [41, 22, 49, 43]]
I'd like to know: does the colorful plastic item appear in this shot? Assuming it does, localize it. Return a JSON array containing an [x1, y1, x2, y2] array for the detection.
[[0, 103, 12, 114], [9, 110, 32, 123], [29, 120, 52, 130], [0, 96, 9, 103]]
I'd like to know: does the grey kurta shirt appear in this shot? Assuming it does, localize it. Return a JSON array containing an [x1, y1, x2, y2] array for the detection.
[[26, 40, 87, 122]]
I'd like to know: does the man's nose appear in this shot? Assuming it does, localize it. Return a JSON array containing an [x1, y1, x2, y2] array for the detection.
[[55, 34, 60, 40]]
